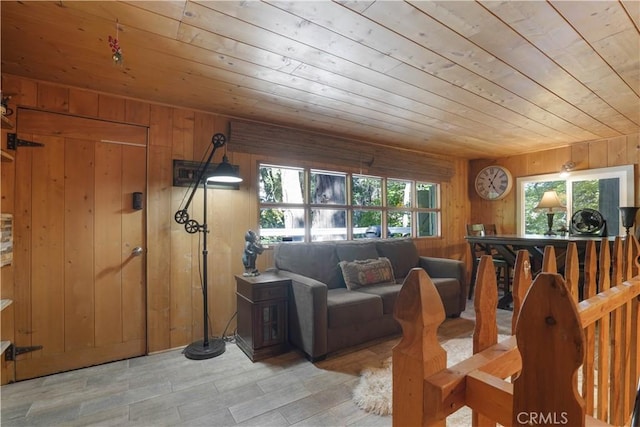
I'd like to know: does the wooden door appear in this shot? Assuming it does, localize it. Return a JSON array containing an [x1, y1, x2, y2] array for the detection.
[[13, 110, 147, 380]]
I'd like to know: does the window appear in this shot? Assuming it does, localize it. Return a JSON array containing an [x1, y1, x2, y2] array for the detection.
[[387, 179, 412, 236], [259, 165, 441, 242], [259, 165, 305, 242], [309, 170, 347, 241], [523, 180, 567, 234], [516, 165, 634, 235], [417, 183, 439, 237], [352, 175, 383, 239]]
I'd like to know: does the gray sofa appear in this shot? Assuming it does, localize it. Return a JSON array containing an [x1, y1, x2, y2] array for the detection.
[[272, 238, 467, 361]]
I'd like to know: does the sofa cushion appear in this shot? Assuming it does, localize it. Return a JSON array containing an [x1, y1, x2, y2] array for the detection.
[[375, 238, 419, 279], [327, 288, 383, 328], [338, 257, 395, 290], [335, 241, 379, 262], [355, 283, 403, 314], [274, 242, 343, 289]]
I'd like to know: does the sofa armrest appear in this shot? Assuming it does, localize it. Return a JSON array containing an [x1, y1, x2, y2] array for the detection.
[[419, 256, 464, 279], [418, 256, 468, 314], [273, 270, 329, 361]]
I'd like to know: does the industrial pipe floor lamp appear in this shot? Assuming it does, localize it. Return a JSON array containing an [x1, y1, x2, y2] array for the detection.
[[174, 133, 242, 360]]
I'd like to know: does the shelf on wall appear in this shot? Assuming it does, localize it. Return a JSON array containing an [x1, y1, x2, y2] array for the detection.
[[1, 115, 13, 130], [1, 150, 14, 162]]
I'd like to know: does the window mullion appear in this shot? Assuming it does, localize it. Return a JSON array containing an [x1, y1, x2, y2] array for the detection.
[[260, 163, 442, 242]]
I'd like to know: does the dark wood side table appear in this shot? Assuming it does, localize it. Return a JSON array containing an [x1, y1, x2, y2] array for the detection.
[[235, 272, 290, 362]]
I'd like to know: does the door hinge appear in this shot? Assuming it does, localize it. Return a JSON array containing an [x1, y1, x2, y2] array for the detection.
[[7, 133, 44, 150], [5, 344, 43, 361]]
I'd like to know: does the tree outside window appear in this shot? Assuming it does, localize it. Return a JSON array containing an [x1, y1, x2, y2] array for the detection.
[[524, 180, 566, 234], [259, 165, 305, 242], [259, 165, 441, 242]]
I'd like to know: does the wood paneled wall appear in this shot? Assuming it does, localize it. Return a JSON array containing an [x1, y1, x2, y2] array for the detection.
[[468, 135, 640, 235], [0, 74, 470, 355], [5, 74, 634, 359]]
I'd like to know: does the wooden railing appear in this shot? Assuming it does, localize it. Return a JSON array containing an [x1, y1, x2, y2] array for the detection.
[[393, 235, 640, 426]]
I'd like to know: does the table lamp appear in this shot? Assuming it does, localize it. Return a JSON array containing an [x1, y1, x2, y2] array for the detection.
[[535, 190, 566, 235]]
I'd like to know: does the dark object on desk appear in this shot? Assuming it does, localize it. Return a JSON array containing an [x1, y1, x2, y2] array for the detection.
[[557, 225, 569, 236], [242, 230, 264, 276], [570, 208, 606, 237], [619, 206, 639, 236]]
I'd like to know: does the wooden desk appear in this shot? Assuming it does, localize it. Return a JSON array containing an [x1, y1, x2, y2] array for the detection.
[[465, 234, 608, 305]]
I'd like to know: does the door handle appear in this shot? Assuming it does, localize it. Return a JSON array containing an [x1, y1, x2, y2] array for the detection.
[[131, 247, 144, 257]]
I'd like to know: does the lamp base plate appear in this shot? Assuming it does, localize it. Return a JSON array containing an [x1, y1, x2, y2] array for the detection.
[[184, 338, 225, 360]]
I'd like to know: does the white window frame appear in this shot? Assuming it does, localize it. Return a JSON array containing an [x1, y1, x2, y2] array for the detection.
[[516, 165, 634, 235], [258, 163, 442, 242]]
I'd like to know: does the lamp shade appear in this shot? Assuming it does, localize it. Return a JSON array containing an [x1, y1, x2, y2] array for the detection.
[[534, 190, 566, 212], [207, 155, 242, 183]]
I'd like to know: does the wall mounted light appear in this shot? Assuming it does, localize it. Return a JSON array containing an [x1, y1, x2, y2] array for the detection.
[[559, 161, 576, 178]]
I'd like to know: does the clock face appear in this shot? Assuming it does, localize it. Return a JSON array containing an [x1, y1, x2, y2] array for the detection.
[[475, 166, 513, 200]]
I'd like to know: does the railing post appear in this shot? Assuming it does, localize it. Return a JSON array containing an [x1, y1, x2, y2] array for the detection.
[[565, 242, 579, 303], [393, 268, 446, 427], [582, 239, 611, 420], [542, 245, 557, 273], [473, 255, 498, 353], [630, 287, 640, 424], [583, 240, 598, 299], [631, 235, 640, 277], [513, 273, 586, 427], [611, 237, 626, 425], [582, 240, 597, 415], [622, 234, 635, 281], [473, 255, 499, 427], [511, 249, 532, 334]]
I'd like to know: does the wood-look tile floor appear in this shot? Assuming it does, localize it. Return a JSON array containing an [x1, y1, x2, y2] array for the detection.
[[0, 306, 513, 427]]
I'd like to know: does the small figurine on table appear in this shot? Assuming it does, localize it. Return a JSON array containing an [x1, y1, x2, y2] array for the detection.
[[242, 230, 264, 276]]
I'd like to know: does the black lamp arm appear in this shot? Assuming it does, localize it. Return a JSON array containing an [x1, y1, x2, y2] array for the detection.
[[174, 133, 226, 224]]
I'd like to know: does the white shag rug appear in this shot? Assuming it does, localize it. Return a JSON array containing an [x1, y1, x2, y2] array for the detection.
[[353, 335, 510, 418]]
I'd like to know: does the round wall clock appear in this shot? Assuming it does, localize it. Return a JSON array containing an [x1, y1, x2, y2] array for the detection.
[[474, 165, 513, 200]]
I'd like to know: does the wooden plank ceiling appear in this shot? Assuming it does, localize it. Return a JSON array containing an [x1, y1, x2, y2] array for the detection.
[[1, 1, 639, 159]]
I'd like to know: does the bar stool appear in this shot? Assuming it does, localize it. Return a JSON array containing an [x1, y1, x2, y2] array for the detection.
[[466, 224, 511, 304]]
